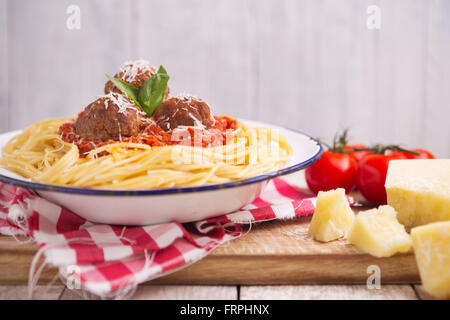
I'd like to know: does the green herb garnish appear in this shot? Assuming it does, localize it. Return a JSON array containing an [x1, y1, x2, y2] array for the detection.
[[105, 74, 141, 108], [105, 65, 170, 117], [138, 66, 170, 116]]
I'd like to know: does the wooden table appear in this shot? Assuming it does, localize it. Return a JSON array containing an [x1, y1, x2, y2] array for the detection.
[[0, 214, 433, 299], [0, 174, 436, 300], [0, 284, 436, 300]]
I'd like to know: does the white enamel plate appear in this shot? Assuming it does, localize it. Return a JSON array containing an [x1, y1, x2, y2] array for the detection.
[[0, 120, 322, 225]]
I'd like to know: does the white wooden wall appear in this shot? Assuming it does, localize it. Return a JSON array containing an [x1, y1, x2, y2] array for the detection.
[[1, 0, 449, 157]]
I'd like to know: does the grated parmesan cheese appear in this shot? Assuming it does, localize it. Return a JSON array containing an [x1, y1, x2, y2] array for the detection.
[[98, 92, 144, 116], [188, 113, 206, 129], [119, 59, 155, 83], [173, 92, 200, 104]]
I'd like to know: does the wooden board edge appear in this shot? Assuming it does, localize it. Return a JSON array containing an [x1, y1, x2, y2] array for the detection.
[[148, 255, 420, 285], [0, 248, 419, 285]]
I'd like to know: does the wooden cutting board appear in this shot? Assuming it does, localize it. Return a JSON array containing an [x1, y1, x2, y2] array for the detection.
[[0, 193, 420, 285]]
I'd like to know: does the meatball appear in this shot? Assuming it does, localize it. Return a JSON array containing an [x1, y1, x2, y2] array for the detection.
[[153, 96, 215, 131], [104, 59, 169, 99], [75, 93, 143, 141]]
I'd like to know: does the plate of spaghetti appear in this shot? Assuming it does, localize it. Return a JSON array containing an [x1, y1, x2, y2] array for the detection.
[[0, 60, 322, 225]]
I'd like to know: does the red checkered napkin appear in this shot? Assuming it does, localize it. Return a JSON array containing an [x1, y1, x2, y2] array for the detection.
[[0, 178, 351, 297]]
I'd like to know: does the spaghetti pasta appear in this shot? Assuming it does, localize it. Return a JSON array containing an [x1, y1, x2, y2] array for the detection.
[[0, 117, 292, 189]]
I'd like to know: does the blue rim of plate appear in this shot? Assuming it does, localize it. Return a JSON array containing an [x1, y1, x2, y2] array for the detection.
[[0, 126, 323, 196]]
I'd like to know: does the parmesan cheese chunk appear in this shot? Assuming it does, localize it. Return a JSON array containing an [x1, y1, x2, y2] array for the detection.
[[385, 159, 450, 227], [348, 205, 412, 257], [308, 188, 354, 242], [411, 221, 450, 300]]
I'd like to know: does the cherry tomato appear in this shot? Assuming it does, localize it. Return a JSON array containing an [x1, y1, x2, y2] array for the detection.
[[356, 153, 407, 205], [402, 148, 435, 159], [305, 151, 358, 194], [344, 144, 372, 164]]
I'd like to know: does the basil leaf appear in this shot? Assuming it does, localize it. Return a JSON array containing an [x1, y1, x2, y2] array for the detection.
[[105, 74, 141, 108], [138, 65, 170, 116]]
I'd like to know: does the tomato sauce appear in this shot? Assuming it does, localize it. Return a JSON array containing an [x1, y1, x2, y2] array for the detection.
[[59, 115, 238, 157]]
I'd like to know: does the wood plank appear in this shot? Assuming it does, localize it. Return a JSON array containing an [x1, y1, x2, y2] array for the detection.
[[60, 287, 100, 300], [150, 236, 419, 285], [0, 176, 424, 289], [6, 0, 131, 131], [131, 0, 216, 106], [424, 0, 450, 157], [200, 0, 256, 120], [132, 285, 237, 300], [60, 285, 237, 300], [0, 211, 419, 285], [0, 179, 420, 285], [414, 285, 438, 300], [240, 285, 418, 300], [375, 1, 428, 151], [0, 175, 422, 286], [0, 238, 59, 283], [0, 0, 7, 133], [131, 0, 256, 119], [149, 193, 418, 284], [253, 0, 369, 144], [0, 285, 64, 300], [3, 0, 450, 157]]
